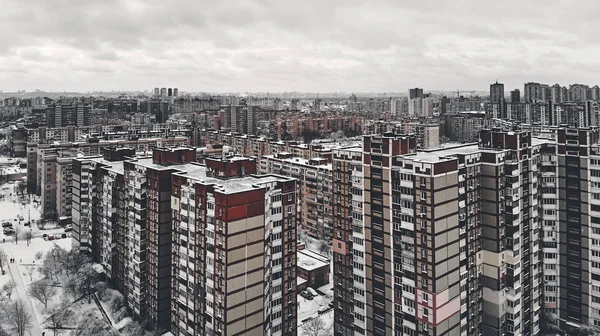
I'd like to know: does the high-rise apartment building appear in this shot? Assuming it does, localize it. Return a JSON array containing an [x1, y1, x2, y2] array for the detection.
[[490, 81, 504, 103], [170, 157, 298, 336], [569, 84, 590, 102], [410, 88, 424, 100], [258, 153, 333, 241], [401, 120, 440, 149], [592, 86, 600, 101], [332, 133, 417, 336], [73, 147, 298, 334], [45, 104, 91, 128], [333, 129, 556, 336], [551, 84, 563, 104], [524, 82, 544, 103], [511, 89, 521, 103], [409, 98, 423, 118]]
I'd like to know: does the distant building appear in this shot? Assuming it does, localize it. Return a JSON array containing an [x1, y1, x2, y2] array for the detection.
[[259, 153, 333, 241], [524, 82, 546, 102], [408, 98, 422, 117], [401, 120, 440, 149], [510, 89, 521, 103], [45, 104, 91, 128], [409, 87, 424, 99], [9, 124, 27, 157], [490, 81, 504, 103], [569, 83, 589, 102]]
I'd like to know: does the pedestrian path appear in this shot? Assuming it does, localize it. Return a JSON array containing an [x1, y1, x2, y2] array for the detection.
[[6, 244, 43, 336]]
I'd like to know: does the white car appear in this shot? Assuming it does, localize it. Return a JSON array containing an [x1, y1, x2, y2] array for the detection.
[[307, 288, 318, 297]]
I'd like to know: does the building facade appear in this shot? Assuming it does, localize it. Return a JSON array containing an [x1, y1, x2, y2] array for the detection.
[[72, 148, 299, 335], [333, 129, 554, 336]]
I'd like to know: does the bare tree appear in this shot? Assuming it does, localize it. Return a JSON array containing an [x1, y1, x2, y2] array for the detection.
[[34, 251, 44, 260], [1, 280, 16, 300], [24, 230, 32, 246], [298, 228, 309, 245], [120, 320, 146, 335], [64, 250, 91, 278], [42, 245, 66, 282], [0, 249, 7, 272], [75, 318, 116, 336], [16, 182, 26, 196], [25, 265, 35, 282], [318, 240, 331, 256], [301, 316, 332, 336], [13, 226, 20, 244], [67, 263, 98, 303], [6, 299, 32, 336], [46, 304, 74, 336], [28, 279, 57, 309]]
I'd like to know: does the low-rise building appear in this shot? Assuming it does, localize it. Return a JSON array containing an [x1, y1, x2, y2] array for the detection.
[[297, 249, 330, 289]]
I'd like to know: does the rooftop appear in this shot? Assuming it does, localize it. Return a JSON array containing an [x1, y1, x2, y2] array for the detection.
[[297, 249, 330, 271], [169, 163, 294, 195], [406, 143, 480, 163]]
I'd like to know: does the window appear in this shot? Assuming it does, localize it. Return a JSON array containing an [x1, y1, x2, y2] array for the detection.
[[271, 207, 282, 215], [421, 264, 428, 273]]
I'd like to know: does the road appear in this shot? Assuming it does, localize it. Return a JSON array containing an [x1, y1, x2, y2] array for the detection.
[[5, 244, 43, 336]]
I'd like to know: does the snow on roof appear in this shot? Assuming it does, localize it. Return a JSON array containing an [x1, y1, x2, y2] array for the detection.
[[297, 277, 307, 287], [297, 249, 329, 271]]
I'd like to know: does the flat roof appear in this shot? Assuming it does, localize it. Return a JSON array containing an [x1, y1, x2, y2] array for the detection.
[[405, 143, 480, 163], [170, 162, 294, 195], [297, 249, 330, 271]]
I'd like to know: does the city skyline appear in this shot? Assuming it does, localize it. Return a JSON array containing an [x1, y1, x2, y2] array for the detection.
[[3, 1, 600, 93]]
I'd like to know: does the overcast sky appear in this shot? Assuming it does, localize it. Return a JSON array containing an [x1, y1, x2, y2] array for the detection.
[[1, 0, 599, 93]]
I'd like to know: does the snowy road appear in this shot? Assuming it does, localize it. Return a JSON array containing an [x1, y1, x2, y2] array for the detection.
[[5, 244, 43, 336]]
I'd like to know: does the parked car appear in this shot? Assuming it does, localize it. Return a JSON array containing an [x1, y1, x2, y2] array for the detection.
[[47, 235, 54, 241], [61, 233, 67, 239], [64, 227, 72, 232], [307, 288, 318, 297], [2, 222, 11, 228], [301, 290, 313, 300], [317, 306, 329, 314], [24, 222, 30, 226], [42, 233, 47, 239]]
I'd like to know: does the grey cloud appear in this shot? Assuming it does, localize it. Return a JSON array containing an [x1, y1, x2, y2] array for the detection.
[[2, 0, 600, 92]]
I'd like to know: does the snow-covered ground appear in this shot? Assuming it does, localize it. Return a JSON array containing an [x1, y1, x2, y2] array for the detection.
[[297, 244, 335, 335], [0, 236, 72, 335]]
